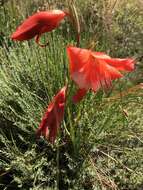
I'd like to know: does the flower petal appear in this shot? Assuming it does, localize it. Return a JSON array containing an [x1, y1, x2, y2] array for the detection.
[[11, 22, 42, 41], [89, 57, 123, 91], [103, 58, 135, 71], [94, 52, 111, 59], [93, 52, 135, 71], [67, 46, 90, 74]]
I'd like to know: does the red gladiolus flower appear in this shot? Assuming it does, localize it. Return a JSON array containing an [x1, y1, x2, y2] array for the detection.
[[67, 46, 135, 103], [36, 86, 67, 144], [11, 10, 67, 47]]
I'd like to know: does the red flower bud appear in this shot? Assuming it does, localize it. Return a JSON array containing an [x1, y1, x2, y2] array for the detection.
[[36, 86, 67, 144], [11, 10, 67, 46]]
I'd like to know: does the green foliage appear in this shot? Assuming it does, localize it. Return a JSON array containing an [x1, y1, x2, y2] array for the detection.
[[0, 0, 143, 190]]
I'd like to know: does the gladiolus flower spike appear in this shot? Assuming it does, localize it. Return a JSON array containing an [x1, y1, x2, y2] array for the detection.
[[67, 46, 135, 103], [11, 10, 67, 47], [36, 86, 67, 144]]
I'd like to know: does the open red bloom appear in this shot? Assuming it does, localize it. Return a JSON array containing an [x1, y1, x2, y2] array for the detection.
[[36, 86, 67, 144], [67, 46, 135, 103], [11, 10, 67, 47]]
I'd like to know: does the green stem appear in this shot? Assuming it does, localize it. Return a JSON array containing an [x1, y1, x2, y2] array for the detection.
[[65, 0, 80, 47]]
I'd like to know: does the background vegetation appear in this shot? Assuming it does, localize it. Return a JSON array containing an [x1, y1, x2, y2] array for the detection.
[[0, 0, 143, 189]]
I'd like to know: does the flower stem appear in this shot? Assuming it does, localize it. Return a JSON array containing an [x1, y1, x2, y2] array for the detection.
[[56, 142, 60, 190], [64, 0, 80, 47]]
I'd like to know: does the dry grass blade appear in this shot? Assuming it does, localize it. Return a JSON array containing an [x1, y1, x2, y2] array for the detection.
[[67, 0, 80, 46]]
